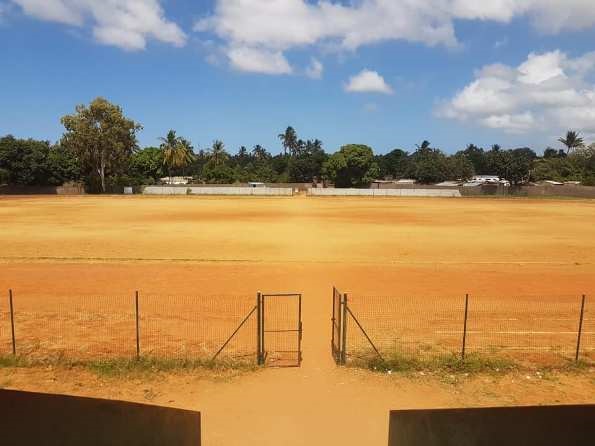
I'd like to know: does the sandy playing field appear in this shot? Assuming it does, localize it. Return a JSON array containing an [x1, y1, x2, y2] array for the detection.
[[1, 195, 595, 445]]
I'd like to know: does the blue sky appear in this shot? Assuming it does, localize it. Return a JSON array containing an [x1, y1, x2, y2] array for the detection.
[[2, 1, 595, 155]]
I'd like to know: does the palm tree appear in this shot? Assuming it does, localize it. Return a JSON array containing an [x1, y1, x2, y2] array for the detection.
[[251, 144, 269, 161], [209, 140, 228, 165], [159, 130, 195, 183], [558, 130, 585, 154], [278, 126, 298, 156]]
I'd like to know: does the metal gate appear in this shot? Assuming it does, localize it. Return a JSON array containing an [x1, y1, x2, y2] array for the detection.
[[257, 293, 303, 367]]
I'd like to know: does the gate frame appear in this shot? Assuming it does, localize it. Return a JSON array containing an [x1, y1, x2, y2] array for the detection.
[[332, 287, 383, 365], [257, 292, 303, 367]]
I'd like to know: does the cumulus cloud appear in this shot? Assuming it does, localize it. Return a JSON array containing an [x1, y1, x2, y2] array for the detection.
[[11, 0, 186, 50], [345, 70, 393, 94], [438, 50, 595, 134], [195, 1, 595, 74], [305, 58, 323, 79], [227, 46, 292, 74]]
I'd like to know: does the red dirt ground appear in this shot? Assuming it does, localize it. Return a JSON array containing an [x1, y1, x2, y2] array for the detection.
[[1, 195, 594, 445]]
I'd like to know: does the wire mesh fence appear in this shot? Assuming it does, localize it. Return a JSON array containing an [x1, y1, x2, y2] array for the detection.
[[338, 292, 593, 367], [1, 291, 258, 365]]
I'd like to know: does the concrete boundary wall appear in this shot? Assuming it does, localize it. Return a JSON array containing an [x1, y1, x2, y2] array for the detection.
[[143, 186, 293, 196], [308, 188, 461, 197], [388, 405, 595, 446], [0, 389, 201, 446]]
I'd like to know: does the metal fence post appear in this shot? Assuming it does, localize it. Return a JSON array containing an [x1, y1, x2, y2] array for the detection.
[[9, 289, 16, 356], [135, 291, 140, 360], [575, 294, 586, 362], [331, 287, 336, 356], [462, 293, 469, 360], [341, 293, 348, 365], [257, 292, 263, 365]]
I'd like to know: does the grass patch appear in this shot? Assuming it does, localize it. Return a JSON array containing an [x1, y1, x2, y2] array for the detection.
[[0, 355, 256, 378], [354, 351, 517, 375]]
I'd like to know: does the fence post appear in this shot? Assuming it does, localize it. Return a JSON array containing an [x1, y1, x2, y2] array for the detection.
[[462, 293, 469, 360], [575, 294, 586, 362], [9, 289, 16, 356], [135, 291, 140, 360], [331, 287, 336, 356], [341, 293, 348, 365], [257, 292, 263, 365]]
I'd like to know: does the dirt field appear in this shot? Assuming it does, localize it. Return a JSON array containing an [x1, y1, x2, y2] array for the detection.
[[1, 195, 595, 445]]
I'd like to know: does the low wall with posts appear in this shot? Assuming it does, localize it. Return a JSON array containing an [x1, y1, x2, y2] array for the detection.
[[143, 186, 293, 196], [308, 188, 462, 197], [0, 389, 201, 446], [388, 405, 595, 446]]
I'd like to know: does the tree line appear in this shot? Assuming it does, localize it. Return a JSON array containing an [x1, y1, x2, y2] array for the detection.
[[1, 98, 594, 192]]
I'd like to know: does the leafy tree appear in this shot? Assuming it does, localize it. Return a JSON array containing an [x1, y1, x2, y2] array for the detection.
[[201, 159, 235, 183], [60, 97, 141, 193], [159, 130, 195, 181], [323, 144, 379, 187], [459, 144, 488, 175], [278, 126, 299, 156], [45, 144, 81, 185], [543, 147, 567, 159], [129, 147, 164, 184], [490, 148, 536, 185], [235, 146, 251, 167], [0, 136, 79, 186], [0, 136, 53, 185], [410, 145, 450, 184], [287, 140, 328, 182], [376, 148, 410, 179], [558, 130, 585, 154], [447, 153, 475, 181]]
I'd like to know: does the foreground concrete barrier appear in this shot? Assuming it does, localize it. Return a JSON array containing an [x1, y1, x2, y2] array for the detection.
[[0, 389, 201, 446], [308, 188, 461, 197], [143, 186, 293, 196], [388, 405, 595, 446]]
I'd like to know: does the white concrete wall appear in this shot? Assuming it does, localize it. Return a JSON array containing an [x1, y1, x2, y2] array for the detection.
[[308, 188, 461, 197], [143, 186, 293, 196]]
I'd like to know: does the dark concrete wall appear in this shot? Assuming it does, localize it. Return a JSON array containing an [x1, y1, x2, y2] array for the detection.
[[0, 184, 85, 195], [460, 184, 595, 198], [388, 405, 595, 446], [0, 389, 200, 446]]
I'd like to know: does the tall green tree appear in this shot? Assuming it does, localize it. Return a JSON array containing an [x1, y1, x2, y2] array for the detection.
[[410, 145, 450, 184], [0, 136, 79, 186], [159, 130, 195, 181], [376, 148, 410, 179], [209, 140, 229, 165], [558, 130, 585, 154], [278, 126, 299, 156], [323, 144, 379, 187], [130, 147, 164, 183], [60, 97, 141, 192]]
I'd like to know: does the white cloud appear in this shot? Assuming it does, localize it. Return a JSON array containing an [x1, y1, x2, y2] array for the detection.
[[195, 1, 595, 74], [345, 69, 393, 94], [228, 46, 292, 74], [305, 58, 323, 79], [11, 0, 186, 50], [439, 50, 595, 134]]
